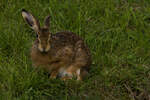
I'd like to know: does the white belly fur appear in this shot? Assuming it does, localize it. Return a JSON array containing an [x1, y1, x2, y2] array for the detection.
[[58, 67, 81, 77]]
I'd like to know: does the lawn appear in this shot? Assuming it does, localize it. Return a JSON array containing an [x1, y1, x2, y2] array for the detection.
[[0, 0, 150, 100]]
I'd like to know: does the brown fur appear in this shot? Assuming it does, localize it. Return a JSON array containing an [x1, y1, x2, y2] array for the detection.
[[22, 9, 91, 80]]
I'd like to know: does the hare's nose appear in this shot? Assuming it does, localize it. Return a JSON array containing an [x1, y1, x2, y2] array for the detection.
[[43, 47, 46, 50], [41, 50, 48, 54], [43, 46, 49, 53], [43, 47, 46, 52]]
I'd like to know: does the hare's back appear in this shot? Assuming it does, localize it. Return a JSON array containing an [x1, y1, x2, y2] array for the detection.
[[52, 31, 91, 71], [51, 31, 91, 65], [51, 31, 82, 47]]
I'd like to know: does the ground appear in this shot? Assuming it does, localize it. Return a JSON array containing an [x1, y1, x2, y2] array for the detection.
[[0, 0, 150, 100]]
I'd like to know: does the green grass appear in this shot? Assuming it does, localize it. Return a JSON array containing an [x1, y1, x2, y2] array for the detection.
[[0, 0, 150, 99]]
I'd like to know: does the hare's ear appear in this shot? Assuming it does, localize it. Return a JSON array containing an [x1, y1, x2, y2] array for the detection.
[[44, 15, 50, 29], [22, 9, 40, 32]]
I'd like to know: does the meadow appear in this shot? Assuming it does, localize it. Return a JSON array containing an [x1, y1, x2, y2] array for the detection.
[[0, 0, 150, 99]]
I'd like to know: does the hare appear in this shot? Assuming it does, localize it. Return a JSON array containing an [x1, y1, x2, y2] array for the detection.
[[21, 9, 91, 80]]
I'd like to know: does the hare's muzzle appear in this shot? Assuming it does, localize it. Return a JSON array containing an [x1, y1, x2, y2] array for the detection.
[[41, 50, 48, 54], [38, 42, 50, 53]]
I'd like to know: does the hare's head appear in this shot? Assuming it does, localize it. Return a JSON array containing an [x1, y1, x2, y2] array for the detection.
[[22, 9, 51, 53]]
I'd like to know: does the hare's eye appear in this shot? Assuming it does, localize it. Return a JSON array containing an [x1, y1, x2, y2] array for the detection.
[[36, 34, 38, 38]]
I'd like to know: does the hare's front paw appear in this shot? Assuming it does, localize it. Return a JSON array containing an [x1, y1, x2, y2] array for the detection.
[[50, 71, 58, 79]]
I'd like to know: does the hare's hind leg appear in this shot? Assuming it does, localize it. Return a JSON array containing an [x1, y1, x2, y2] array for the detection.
[[66, 52, 89, 80], [66, 65, 88, 80], [62, 41, 90, 80]]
